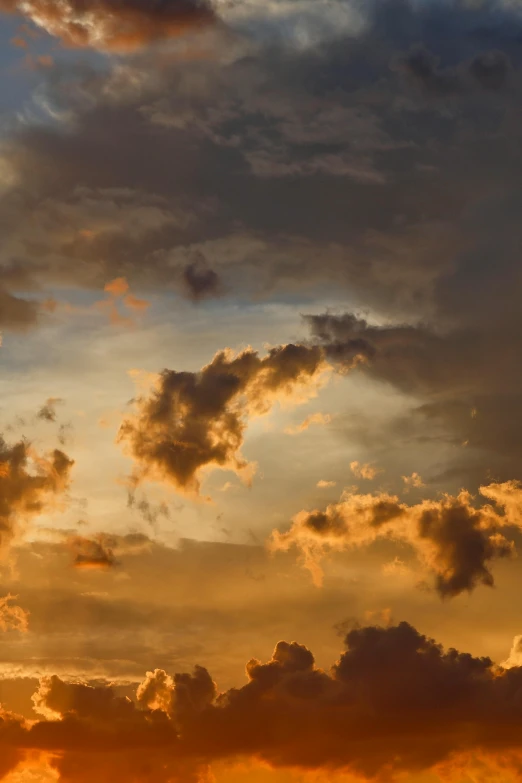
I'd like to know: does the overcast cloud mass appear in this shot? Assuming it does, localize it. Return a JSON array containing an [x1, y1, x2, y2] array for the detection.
[[1, 0, 522, 780]]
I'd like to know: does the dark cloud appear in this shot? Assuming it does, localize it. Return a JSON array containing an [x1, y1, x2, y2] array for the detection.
[[182, 254, 221, 302], [271, 481, 522, 597], [36, 397, 63, 423], [0, 0, 215, 51], [0, 0, 521, 489], [69, 535, 118, 570], [3, 623, 522, 780], [118, 344, 326, 494], [2, 0, 522, 316], [68, 531, 152, 569], [0, 437, 74, 551], [395, 44, 511, 95], [395, 45, 462, 95], [306, 309, 522, 482]]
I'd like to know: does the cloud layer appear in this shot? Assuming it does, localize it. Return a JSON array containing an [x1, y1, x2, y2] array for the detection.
[[2, 622, 522, 781]]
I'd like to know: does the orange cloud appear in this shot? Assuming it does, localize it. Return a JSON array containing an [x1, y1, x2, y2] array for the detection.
[[349, 461, 381, 480], [0, 0, 215, 52], [1, 623, 522, 781], [284, 412, 331, 435], [95, 277, 150, 328], [103, 277, 129, 298], [0, 595, 29, 632], [271, 481, 522, 596]]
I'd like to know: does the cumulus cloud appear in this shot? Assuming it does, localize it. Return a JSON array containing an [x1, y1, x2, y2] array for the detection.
[[118, 344, 327, 494], [0, 0, 215, 51], [317, 479, 336, 488], [0, 437, 74, 552], [1, 622, 522, 780], [271, 480, 522, 596]]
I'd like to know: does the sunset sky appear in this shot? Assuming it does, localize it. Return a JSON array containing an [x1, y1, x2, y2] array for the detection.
[[2, 0, 522, 781]]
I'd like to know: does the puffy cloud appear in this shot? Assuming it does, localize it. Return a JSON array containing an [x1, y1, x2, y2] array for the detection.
[[271, 481, 522, 597], [118, 344, 327, 494], [0, 437, 74, 552], [3, 623, 522, 780], [349, 461, 380, 480], [402, 472, 425, 489], [316, 479, 336, 488], [0, 0, 215, 52], [0, 595, 29, 632]]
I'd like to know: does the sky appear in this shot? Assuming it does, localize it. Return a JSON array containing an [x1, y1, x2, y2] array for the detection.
[[3, 0, 522, 780]]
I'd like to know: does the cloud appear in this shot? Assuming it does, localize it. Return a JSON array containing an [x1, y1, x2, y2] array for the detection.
[[403, 472, 425, 489], [118, 343, 327, 495], [182, 254, 222, 302], [0, 0, 522, 331], [0, 0, 216, 51], [0, 595, 29, 632], [94, 276, 150, 327], [0, 290, 40, 331], [36, 398, 64, 423], [350, 461, 381, 480], [394, 44, 510, 96], [0, 437, 74, 552], [284, 412, 331, 435], [270, 480, 522, 597], [67, 531, 152, 569], [69, 536, 118, 570], [317, 479, 336, 489], [2, 622, 522, 780]]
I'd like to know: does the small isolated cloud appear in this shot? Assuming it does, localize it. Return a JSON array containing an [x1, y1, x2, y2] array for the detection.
[[285, 412, 331, 435], [96, 277, 150, 327], [69, 535, 118, 570], [0, 594, 29, 632], [36, 397, 64, 423], [68, 532, 152, 570], [317, 479, 336, 489], [402, 472, 425, 489], [350, 461, 381, 480], [182, 254, 222, 302]]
